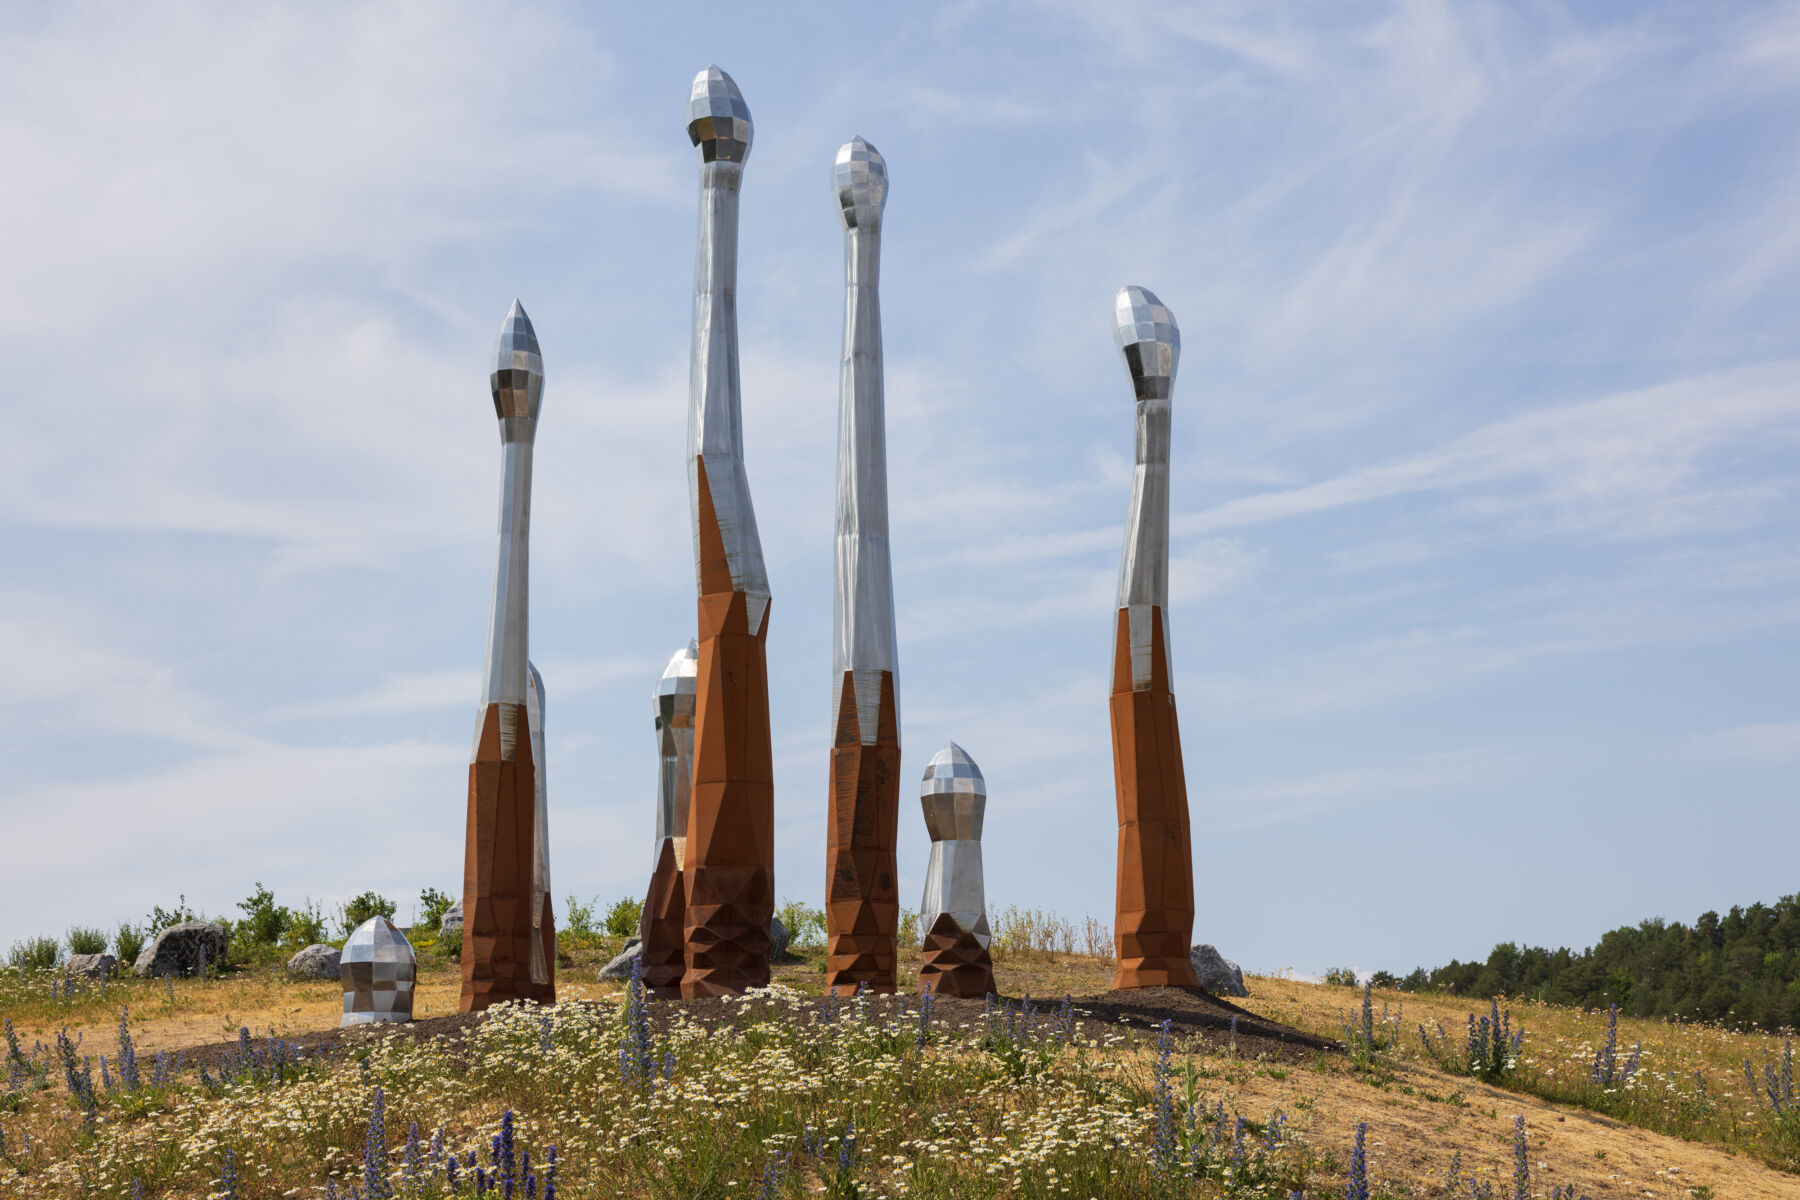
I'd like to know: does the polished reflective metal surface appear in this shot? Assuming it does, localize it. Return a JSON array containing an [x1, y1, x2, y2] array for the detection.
[[687, 66, 769, 630], [1112, 286, 1177, 691], [654, 640, 699, 848], [340, 916, 416, 1025], [526, 661, 551, 987], [686, 64, 752, 164], [832, 135, 887, 231], [832, 136, 898, 743], [475, 301, 543, 721], [919, 742, 990, 947]]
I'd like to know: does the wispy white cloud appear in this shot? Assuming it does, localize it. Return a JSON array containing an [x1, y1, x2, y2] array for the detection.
[[1188, 361, 1800, 540]]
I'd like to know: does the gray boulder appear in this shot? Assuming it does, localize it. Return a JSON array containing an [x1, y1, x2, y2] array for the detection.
[[133, 921, 229, 978], [768, 916, 794, 963], [287, 943, 342, 981], [597, 937, 642, 981], [1189, 943, 1249, 997], [438, 901, 462, 943], [65, 953, 116, 980]]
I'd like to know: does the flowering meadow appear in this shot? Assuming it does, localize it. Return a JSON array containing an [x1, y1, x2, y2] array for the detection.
[[7, 950, 1800, 1197], [0, 967, 1353, 1200]]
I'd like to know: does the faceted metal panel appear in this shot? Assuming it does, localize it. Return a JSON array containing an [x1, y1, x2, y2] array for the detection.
[[475, 301, 542, 717], [830, 136, 898, 745], [686, 65, 753, 164], [918, 743, 990, 948], [1112, 285, 1177, 693], [340, 917, 416, 1025], [832, 136, 887, 232], [921, 742, 985, 796], [1112, 285, 1179, 402], [654, 640, 699, 845], [491, 299, 544, 429], [686, 66, 769, 620]]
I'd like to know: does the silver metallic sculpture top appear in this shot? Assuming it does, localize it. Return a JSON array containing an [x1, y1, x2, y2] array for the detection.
[[919, 742, 990, 946], [526, 661, 551, 986], [340, 916, 416, 1025], [1112, 286, 1178, 692], [686, 66, 769, 631], [832, 136, 898, 744], [475, 301, 544, 747], [653, 641, 699, 846]]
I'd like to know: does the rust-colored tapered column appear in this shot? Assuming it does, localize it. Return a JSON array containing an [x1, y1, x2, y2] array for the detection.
[[1109, 286, 1200, 992], [827, 673, 901, 992], [825, 136, 901, 995], [681, 67, 775, 996], [462, 301, 556, 1011]]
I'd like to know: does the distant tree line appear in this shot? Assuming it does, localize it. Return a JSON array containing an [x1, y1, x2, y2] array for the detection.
[[1372, 892, 1800, 1032]]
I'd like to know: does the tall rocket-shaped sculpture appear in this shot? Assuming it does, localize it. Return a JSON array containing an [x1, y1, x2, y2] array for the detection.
[[642, 641, 698, 998], [1109, 286, 1200, 991], [825, 136, 901, 995], [917, 742, 995, 999], [462, 300, 557, 1011], [681, 65, 776, 996]]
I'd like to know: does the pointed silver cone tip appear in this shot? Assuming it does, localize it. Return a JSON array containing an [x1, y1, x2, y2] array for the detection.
[[833, 135, 888, 231], [1112, 285, 1180, 401], [687, 65, 753, 164], [490, 299, 545, 422], [922, 741, 985, 797]]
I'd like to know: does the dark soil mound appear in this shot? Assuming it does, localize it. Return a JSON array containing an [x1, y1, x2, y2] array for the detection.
[[173, 984, 1333, 1072]]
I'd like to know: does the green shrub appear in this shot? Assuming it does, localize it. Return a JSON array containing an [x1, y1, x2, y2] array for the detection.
[[898, 907, 920, 948], [288, 899, 329, 947], [147, 896, 197, 932], [337, 891, 397, 937], [114, 922, 145, 965], [418, 887, 455, 931], [1322, 966, 1359, 987], [66, 926, 108, 956], [775, 898, 826, 948], [235, 882, 293, 947], [8, 935, 60, 972], [603, 896, 642, 938], [564, 894, 598, 936]]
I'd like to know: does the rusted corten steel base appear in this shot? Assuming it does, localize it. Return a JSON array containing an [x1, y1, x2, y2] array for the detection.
[[919, 912, 996, 998], [682, 460, 776, 997], [462, 702, 557, 1011], [1110, 606, 1201, 991], [825, 670, 900, 995], [642, 839, 686, 998]]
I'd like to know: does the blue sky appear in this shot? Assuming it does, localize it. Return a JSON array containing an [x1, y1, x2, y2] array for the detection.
[[2, 1, 1797, 978]]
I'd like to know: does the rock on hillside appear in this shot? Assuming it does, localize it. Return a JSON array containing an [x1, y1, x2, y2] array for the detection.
[[287, 943, 341, 981], [65, 953, 116, 980], [133, 921, 228, 978], [1189, 943, 1249, 997]]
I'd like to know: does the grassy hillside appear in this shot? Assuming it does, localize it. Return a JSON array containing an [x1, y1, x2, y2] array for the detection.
[[2, 940, 1798, 1197]]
